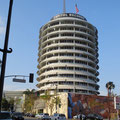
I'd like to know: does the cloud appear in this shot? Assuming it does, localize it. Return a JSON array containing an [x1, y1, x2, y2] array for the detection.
[[0, 16, 5, 35], [4, 84, 26, 91], [0, 26, 5, 35], [99, 90, 107, 96], [0, 16, 3, 25], [0, 16, 5, 46]]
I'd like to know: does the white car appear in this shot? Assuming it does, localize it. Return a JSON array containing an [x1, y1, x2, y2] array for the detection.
[[0, 111, 12, 120], [37, 113, 51, 120], [35, 114, 41, 118], [73, 114, 86, 120], [51, 113, 66, 120]]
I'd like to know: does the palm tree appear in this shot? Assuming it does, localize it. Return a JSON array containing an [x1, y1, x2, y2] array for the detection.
[[40, 89, 61, 114], [23, 89, 36, 95], [106, 82, 115, 120], [40, 90, 52, 113], [106, 81, 115, 96], [23, 89, 36, 113]]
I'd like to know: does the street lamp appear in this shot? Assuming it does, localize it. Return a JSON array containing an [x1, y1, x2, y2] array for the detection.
[[0, 0, 13, 112]]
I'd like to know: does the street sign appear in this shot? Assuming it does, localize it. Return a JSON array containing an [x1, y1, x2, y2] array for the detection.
[[13, 78, 26, 83]]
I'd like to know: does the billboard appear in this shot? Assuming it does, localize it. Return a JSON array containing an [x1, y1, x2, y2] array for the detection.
[[68, 93, 117, 119]]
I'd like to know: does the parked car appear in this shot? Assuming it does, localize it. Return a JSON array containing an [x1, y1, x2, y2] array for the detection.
[[51, 113, 66, 120], [29, 113, 35, 117], [73, 114, 86, 120], [12, 112, 24, 120], [0, 111, 13, 120], [35, 114, 41, 118], [86, 113, 103, 120], [26, 113, 32, 117], [38, 113, 51, 120], [24, 113, 30, 117], [35, 113, 44, 118]]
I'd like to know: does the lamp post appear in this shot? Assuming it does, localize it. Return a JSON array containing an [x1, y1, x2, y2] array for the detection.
[[0, 0, 13, 112]]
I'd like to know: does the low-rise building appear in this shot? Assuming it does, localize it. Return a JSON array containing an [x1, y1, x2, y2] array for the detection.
[[4, 91, 24, 112], [33, 93, 119, 119]]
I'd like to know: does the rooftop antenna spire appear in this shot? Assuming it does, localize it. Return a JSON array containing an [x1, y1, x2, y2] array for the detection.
[[63, 0, 66, 13]]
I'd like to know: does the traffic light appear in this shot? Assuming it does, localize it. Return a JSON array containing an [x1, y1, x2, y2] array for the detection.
[[29, 73, 34, 83]]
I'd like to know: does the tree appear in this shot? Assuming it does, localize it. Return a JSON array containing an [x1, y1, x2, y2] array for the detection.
[[8, 98, 14, 111], [40, 90, 52, 113], [106, 81, 115, 120], [106, 81, 115, 96], [14, 97, 21, 111], [1, 98, 9, 111], [23, 89, 37, 113], [23, 89, 36, 95], [40, 89, 61, 114]]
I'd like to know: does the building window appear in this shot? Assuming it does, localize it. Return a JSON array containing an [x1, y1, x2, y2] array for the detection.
[[60, 27, 73, 30], [61, 20, 73, 24], [75, 74, 87, 79], [60, 40, 73, 43], [50, 22, 59, 26], [48, 34, 59, 39], [75, 21, 86, 26], [75, 67, 87, 71], [60, 46, 73, 49], [61, 33, 74, 37], [75, 47, 87, 52], [60, 60, 73, 63], [75, 60, 87, 65], [60, 74, 73, 77]]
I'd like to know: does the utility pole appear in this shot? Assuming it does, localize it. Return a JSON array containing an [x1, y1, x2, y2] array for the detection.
[[0, 0, 13, 111]]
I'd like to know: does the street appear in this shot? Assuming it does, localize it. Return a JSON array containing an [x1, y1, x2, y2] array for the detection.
[[24, 117, 38, 120], [24, 117, 119, 120]]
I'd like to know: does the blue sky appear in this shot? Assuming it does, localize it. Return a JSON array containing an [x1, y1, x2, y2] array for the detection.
[[0, 0, 120, 96]]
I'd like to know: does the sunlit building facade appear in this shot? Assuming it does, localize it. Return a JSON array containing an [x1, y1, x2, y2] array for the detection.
[[37, 13, 99, 95]]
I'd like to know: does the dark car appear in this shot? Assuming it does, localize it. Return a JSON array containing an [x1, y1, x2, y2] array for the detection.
[[86, 113, 103, 120], [29, 113, 35, 117], [12, 112, 24, 120], [0, 111, 13, 120], [24, 113, 30, 117]]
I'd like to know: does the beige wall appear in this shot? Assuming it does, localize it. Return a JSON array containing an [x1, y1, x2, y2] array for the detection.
[[33, 99, 45, 114], [43, 93, 68, 118]]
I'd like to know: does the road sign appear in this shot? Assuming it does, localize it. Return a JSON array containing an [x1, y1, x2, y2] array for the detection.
[[13, 78, 26, 83]]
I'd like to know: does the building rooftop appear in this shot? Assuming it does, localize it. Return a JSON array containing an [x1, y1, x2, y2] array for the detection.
[[51, 13, 87, 21]]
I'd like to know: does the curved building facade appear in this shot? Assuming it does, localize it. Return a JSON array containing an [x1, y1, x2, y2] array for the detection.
[[37, 13, 99, 95]]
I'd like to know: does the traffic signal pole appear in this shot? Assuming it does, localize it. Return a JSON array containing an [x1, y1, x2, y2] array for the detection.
[[0, 0, 13, 112]]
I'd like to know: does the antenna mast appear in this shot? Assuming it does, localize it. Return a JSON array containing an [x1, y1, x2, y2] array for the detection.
[[63, 0, 66, 13]]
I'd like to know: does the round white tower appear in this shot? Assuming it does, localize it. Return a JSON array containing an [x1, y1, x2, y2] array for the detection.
[[37, 13, 99, 95]]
